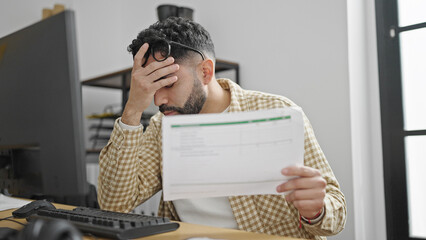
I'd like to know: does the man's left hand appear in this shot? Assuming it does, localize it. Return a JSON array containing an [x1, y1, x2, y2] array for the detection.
[[276, 165, 326, 219]]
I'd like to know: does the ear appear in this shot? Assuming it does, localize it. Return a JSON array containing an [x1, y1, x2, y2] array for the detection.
[[200, 59, 214, 85]]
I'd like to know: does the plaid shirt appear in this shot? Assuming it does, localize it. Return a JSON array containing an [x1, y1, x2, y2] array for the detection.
[[98, 79, 346, 239]]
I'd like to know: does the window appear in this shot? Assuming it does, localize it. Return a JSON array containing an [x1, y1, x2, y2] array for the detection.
[[376, 0, 426, 239]]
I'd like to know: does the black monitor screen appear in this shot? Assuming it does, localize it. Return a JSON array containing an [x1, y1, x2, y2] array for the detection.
[[0, 10, 90, 205]]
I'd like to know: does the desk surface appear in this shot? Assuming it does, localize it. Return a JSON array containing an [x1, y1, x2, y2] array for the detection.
[[0, 202, 303, 240]]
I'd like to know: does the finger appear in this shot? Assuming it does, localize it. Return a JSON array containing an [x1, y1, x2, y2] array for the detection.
[[146, 63, 179, 83], [277, 176, 326, 192], [285, 188, 326, 202], [292, 199, 324, 213], [282, 165, 321, 178], [143, 57, 175, 75], [152, 75, 178, 90], [133, 43, 149, 69]]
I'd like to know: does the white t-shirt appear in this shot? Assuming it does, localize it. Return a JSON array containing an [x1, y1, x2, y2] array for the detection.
[[173, 197, 238, 229]]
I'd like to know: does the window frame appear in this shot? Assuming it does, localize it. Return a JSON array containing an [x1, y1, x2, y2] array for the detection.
[[375, 0, 426, 239]]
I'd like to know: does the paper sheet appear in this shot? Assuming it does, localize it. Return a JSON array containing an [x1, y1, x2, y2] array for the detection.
[[162, 107, 304, 201], [0, 194, 31, 211]]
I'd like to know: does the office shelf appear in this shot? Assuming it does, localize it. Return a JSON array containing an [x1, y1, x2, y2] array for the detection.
[[85, 112, 153, 155]]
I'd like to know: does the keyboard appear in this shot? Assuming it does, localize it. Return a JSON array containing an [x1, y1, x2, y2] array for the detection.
[[27, 207, 179, 239]]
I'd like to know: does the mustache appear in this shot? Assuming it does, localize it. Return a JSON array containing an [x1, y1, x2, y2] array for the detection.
[[159, 104, 184, 114]]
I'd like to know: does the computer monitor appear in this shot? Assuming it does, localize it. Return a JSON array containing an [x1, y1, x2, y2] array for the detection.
[[0, 10, 93, 206]]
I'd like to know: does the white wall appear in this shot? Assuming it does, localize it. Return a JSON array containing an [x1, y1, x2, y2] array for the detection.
[[0, 1, 73, 37], [347, 0, 386, 239], [1, 1, 390, 239]]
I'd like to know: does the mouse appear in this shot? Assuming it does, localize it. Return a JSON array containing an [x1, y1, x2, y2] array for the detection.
[[0, 227, 18, 240], [12, 199, 56, 218]]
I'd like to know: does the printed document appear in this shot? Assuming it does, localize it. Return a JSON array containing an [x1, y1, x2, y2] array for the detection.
[[162, 107, 304, 201]]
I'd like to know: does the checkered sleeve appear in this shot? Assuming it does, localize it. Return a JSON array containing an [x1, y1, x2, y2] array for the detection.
[[300, 113, 347, 236], [98, 116, 162, 213]]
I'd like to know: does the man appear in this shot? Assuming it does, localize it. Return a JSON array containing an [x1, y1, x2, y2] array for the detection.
[[98, 17, 346, 239]]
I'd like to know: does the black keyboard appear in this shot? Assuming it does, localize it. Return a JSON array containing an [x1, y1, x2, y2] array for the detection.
[[27, 207, 179, 239]]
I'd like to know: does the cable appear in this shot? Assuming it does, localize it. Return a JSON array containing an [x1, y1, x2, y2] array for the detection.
[[0, 216, 26, 226]]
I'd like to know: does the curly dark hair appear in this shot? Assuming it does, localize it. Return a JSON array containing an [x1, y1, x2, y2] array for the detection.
[[127, 17, 215, 63]]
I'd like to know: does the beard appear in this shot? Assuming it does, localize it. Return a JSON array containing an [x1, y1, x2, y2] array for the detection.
[[159, 74, 207, 115]]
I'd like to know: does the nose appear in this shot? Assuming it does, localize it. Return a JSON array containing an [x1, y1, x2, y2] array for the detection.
[[154, 88, 168, 106]]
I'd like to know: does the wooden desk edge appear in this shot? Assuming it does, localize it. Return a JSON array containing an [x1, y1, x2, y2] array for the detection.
[[1, 202, 304, 240]]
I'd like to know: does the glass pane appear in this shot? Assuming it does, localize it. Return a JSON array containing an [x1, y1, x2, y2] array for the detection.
[[398, 0, 426, 27], [400, 28, 426, 130], [405, 136, 426, 238]]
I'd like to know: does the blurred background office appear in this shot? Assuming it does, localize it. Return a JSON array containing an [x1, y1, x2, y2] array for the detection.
[[5, 0, 422, 239]]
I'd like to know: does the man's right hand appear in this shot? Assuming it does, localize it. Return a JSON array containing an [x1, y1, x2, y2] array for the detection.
[[121, 43, 179, 126]]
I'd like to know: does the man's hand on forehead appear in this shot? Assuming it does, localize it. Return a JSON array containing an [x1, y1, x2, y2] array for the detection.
[[121, 43, 179, 126], [133, 43, 179, 86]]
